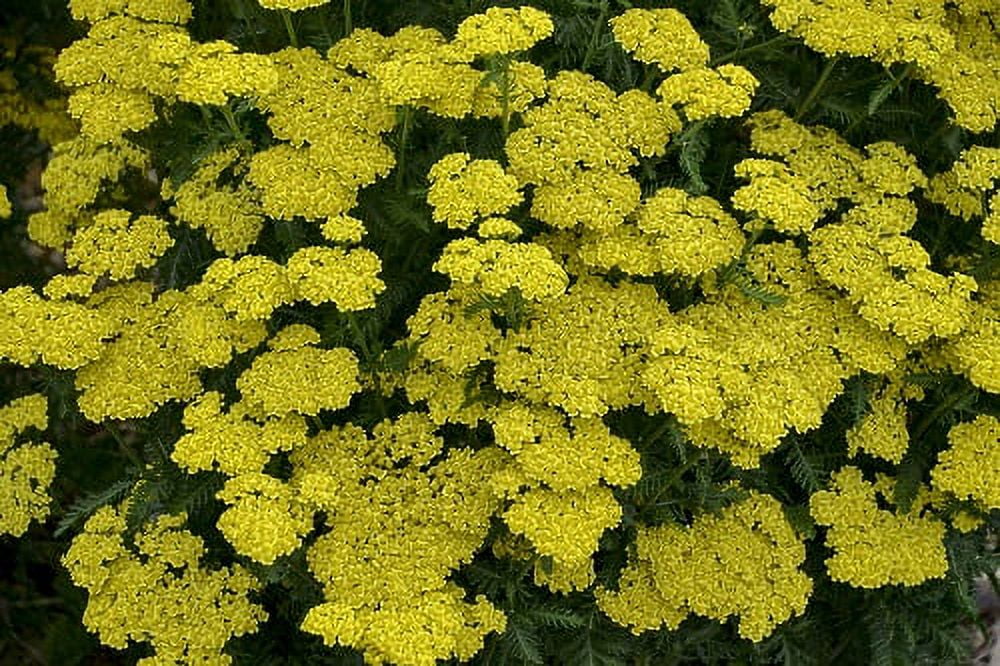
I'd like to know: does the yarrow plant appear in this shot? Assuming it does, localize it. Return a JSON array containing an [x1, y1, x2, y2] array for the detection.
[[0, 0, 997, 664]]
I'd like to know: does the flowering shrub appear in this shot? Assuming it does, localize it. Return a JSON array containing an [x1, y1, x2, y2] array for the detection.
[[0, 0, 998, 664]]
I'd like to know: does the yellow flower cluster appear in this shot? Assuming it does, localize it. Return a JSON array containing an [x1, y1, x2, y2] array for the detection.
[[171, 390, 307, 476], [657, 64, 759, 121], [926, 146, 1000, 243], [579, 187, 744, 277], [761, 0, 1000, 131], [405, 288, 500, 375], [0, 394, 55, 537], [506, 70, 676, 232], [433, 238, 568, 302], [258, 0, 328, 11], [489, 402, 641, 591], [846, 376, 923, 463], [932, 415, 1000, 509], [396, 287, 500, 426], [453, 6, 554, 57], [426, 153, 523, 229], [597, 492, 812, 642], [190, 255, 294, 321], [0, 285, 117, 370], [74, 283, 268, 421], [490, 403, 641, 492], [940, 283, 1000, 393], [235, 327, 360, 417], [810, 467, 948, 587], [175, 41, 278, 106], [644, 246, 907, 466], [162, 148, 264, 255], [810, 221, 977, 344], [733, 110, 925, 233], [295, 415, 508, 664], [67, 84, 156, 144], [609, 8, 709, 72], [70, 0, 193, 24], [503, 485, 621, 573], [65, 209, 173, 280], [34, 137, 148, 247], [286, 246, 385, 310], [0, 186, 9, 218], [248, 46, 396, 223], [217, 472, 314, 564], [733, 110, 978, 346], [493, 277, 665, 417], [62, 506, 266, 664]]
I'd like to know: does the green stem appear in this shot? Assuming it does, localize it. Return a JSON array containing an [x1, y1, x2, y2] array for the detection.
[[795, 56, 838, 121], [498, 58, 512, 139], [107, 422, 142, 469], [709, 34, 791, 66], [911, 386, 977, 441], [280, 9, 299, 48], [346, 311, 372, 361], [581, 0, 608, 73], [639, 63, 657, 92], [220, 104, 246, 143], [343, 0, 352, 36], [395, 105, 412, 189]]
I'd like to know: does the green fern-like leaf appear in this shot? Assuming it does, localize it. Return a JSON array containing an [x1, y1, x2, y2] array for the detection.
[[676, 121, 711, 196], [55, 476, 136, 538], [501, 616, 544, 665]]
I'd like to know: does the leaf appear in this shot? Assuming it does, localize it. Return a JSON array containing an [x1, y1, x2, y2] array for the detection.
[[559, 615, 630, 666], [501, 617, 544, 665], [867, 77, 897, 117], [522, 604, 587, 630], [782, 504, 816, 539], [55, 476, 136, 538], [785, 442, 828, 494], [676, 121, 711, 196]]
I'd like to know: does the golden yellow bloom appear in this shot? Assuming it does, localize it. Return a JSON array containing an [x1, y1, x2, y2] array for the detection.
[[66, 209, 173, 280], [67, 84, 156, 144], [504, 485, 622, 565], [598, 492, 812, 641], [434, 238, 568, 302], [427, 153, 522, 229], [490, 403, 641, 492], [172, 391, 307, 476], [286, 246, 385, 310], [164, 148, 264, 256], [70, 0, 192, 23], [295, 419, 507, 664], [63, 507, 266, 662], [811, 467, 948, 587], [846, 377, 923, 463], [453, 6, 554, 57], [0, 394, 55, 537], [237, 343, 360, 417], [176, 41, 278, 106], [217, 473, 314, 564], [609, 8, 709, 72], [189, 255, 294, 321], [932, 416, 1000, 509], [258, 0, 328, 10], [657, 65, 759, 121]]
